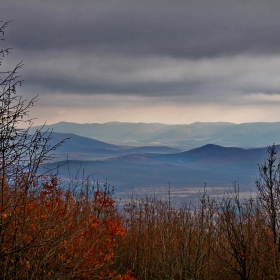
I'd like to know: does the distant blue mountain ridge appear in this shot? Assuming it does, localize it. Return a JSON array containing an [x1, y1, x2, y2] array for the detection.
[[42, 130, 278, 202], [31, 121, 280, 150]]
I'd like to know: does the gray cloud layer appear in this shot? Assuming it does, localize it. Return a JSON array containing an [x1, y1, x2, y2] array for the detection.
[[2, 0, 280, 124], [5, 0, 280, 57]]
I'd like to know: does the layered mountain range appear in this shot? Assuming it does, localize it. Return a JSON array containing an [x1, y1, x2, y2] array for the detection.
[[36, 121, 280, 202], [32, 121, 280, 150]]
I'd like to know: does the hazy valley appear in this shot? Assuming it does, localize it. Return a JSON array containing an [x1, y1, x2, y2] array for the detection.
[[37, 122, 280, 202]]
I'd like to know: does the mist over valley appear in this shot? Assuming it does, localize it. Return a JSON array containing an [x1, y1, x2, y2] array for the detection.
[[38, 122, 280, 202]]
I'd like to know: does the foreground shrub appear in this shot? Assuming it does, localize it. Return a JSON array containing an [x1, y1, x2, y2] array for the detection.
[[0, 176, 135, 279]]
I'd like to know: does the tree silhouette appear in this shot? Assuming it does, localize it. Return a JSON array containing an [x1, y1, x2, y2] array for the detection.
[[0, 21, 66, 197], [0, 21, 135, 279], [256, 144, 280, 249]]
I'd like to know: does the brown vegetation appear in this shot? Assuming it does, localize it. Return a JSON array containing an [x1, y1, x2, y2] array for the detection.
[[116, 187, 280, 280], [0, 176, 135, 279]]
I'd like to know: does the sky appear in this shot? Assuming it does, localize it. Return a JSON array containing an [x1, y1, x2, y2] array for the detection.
[[2, 0, 280, 125]]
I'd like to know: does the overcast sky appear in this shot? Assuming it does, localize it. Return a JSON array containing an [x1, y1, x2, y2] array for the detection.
[[2, 0, 280, 125]]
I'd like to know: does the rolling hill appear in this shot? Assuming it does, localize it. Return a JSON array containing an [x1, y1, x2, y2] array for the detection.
[[31, 121, 280, 150], [43, 142, 274, 202], [48, 132, 181, 161]]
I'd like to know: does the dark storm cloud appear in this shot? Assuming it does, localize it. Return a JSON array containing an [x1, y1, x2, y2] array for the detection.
[[4, 0, 280, 57], [2, 0, 280, 104]]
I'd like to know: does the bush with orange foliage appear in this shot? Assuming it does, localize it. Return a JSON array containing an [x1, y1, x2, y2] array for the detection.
[[0, 175, 135, 279]]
